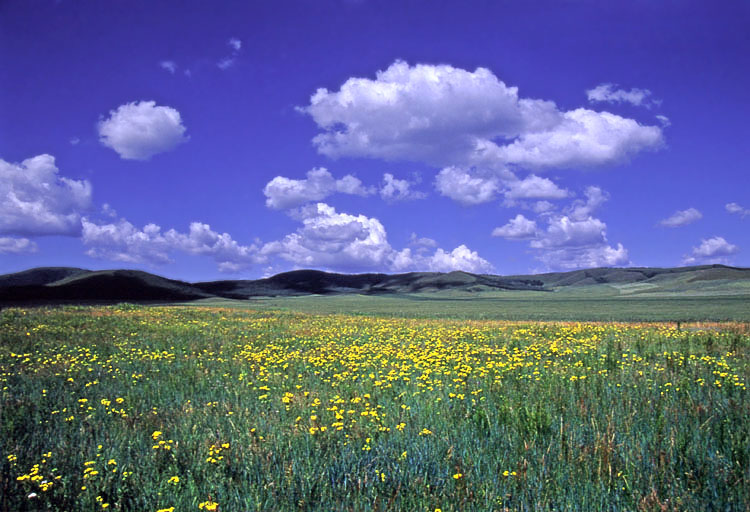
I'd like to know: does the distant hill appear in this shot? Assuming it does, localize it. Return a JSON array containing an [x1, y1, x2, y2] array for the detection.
[[193, 269, 547, 297], [0, 264, 748, 305], [0, 269, 211, 304]]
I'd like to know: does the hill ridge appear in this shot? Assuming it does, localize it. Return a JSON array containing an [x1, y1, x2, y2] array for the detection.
[[0, 264, 748, 305]]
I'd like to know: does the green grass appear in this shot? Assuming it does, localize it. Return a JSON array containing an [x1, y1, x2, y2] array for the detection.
[[1, 305, 748, 511], [192, 291, 750, 322]]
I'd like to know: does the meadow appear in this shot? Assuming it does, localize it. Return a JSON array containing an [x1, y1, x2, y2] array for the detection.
[[1, 305, 748, 511]]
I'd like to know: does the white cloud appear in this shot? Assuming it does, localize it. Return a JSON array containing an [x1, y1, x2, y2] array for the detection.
[[81, 200, 493, 274], [683, 236, 739, 265], [490, 109, 663, 169], [380, 173, 426, 201], [301, 60, 559, 167], [434, 166, 501, 205], [69, 137, 80, 145], [81, 217, 257, 271], [422, 245, 493, 273], [258, 203, 394, 271], [492, 214, 537, 240], [391, 246, 493, 274], [217, 38, 242, 70], [586, 83, 657, 107], [656, 115, 671, 127], [504, 175, 568, 200], [217, 57, 236, 70], [0, 154, 91, 237], [536, 243, 629, 270], [101, 203, 118, 218], [263, 168, 373, 210], [82, 218, 172, 264], [0, 237, 37, 254], [160, 60, 177, 74], [164, 222, 257, 271], [98, 101, 189, 160], [409, 232, 438, 249], [659, 207, 702, 228], [493, 187, 629, 270], [301, 60, 663, 171], [566, 186, 608, 220], [531, 216, 608, 248], [532, 200, 555, 214], [258, 202, 493, 273], [726, 202, 749, 218]]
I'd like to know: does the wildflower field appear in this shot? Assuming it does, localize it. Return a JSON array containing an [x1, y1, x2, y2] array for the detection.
[[1, 305, 748, 511]]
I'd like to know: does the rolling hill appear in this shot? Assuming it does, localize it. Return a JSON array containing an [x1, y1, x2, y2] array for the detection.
[[0, 264, 748, 305]]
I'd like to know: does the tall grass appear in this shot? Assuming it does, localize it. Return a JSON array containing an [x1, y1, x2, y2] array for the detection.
[[1, 305, 748, 511]]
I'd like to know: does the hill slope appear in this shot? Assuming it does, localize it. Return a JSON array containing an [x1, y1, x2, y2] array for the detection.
[[0, 264, 748, 305], [0, 269, 211, 304]]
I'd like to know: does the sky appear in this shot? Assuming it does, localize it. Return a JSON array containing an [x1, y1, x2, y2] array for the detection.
[[1, 0, 748, 282]]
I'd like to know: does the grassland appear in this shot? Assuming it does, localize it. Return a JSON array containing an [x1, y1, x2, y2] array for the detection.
[[193, 289, 750, 322], [1, 305, 748, 511]]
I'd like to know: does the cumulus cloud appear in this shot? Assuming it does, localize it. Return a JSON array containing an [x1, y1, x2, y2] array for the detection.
[[160, 60, 177, 74], [81, 200, 492, 274], [409, 232, 438, 249], [659, 207, 702, 228], [82, 218, 172, 264], [492, 214, 537, 240], [258, 202, 492, 273], [530, 211, 629, 270], [81, 218, 257, 272], [536, 243, 629, 270], [586, 83, 657, 107], [0, 154, 91, 237], [504, 175, 568, 200], [726, 202, 749, 218], [434, 166, 502, 205], [489, 109, 663, 169], [258, 203, 393, 271], [380, 173, 426, 201], [98, 101, 189, 160], [263, 168, 373, 210], [228, 38, 242, 51], [532, 200, 555, 214], [301, 60, 557, 167], [493, 186, 629, 270], [683, 236, 739, 265], [420, 245, 493, 273], [530, 216, 608, 249], [566, 186, 609, 220], [301, 60, 663, 172], [0, 237, 37, 254]]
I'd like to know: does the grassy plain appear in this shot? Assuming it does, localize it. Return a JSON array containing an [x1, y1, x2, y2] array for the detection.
[[1, 304, 748, 511], [195, 288, 750, 322]]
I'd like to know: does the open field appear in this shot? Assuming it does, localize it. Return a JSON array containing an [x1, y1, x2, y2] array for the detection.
[[1, 305, 749, 511], [191, 290, 750, 323]]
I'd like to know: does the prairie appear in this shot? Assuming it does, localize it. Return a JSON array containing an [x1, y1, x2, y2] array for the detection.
[[1, 305, 748, 511]]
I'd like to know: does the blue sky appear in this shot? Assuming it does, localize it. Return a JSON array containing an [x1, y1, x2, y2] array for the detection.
[[1, 0, 748, 281]]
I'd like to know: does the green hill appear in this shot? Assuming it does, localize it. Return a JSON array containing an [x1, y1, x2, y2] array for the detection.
[[0, 264, 747, 306]]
